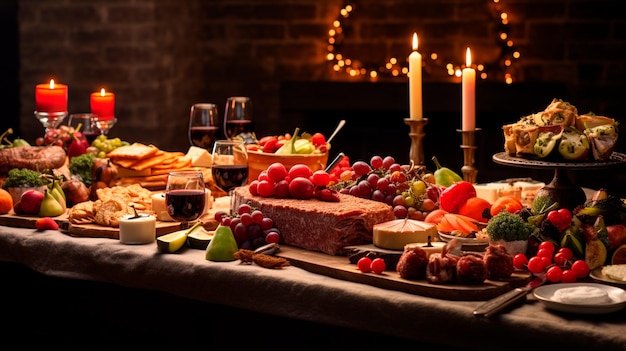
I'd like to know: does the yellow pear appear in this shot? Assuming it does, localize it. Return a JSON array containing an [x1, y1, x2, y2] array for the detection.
[[205, 225, 239, 262], [38, 189, 65, 217]]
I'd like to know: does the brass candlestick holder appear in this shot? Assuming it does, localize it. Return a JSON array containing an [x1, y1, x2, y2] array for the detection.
[[458, 128, 480, 184], [404, 118, 428, 166]]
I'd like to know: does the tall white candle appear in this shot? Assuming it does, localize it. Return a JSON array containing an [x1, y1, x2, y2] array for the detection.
[[408, 33, 423, 120], [462, 47, 476, 131]]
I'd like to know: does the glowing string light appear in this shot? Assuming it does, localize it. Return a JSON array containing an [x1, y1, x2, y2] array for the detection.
[[327, 0, 520, 83]]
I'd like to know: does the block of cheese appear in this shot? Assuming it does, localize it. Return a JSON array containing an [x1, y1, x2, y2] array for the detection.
[[404, 241, 446, 257], [186, 146, 212, 167], [373, 218, 438, 250]]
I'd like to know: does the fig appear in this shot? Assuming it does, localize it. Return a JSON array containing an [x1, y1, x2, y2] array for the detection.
[[585, 238, 608, 270], [61, 178, 91, 207], [611, 244, 626, 265]]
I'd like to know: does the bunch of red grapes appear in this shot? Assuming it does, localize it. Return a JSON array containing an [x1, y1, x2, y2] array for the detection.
[[249, 162, 340, 202], [215, 203, 282, 250], [331, 155, 438, 220], [35, 125, 79, 149]]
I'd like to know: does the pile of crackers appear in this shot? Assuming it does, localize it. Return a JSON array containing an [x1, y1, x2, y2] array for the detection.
[[106, 142, 197, 189]]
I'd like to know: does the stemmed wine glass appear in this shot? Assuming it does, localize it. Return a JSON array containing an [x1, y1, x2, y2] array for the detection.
[[188, 103, 220, 150], [223, 96, 256, 143], [211, 140, 249, 199], [93, 117, 118, 136], [165, 171, 206, 229], [68, 113, 100, 144]]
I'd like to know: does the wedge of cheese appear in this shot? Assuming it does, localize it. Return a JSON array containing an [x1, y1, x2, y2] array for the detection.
[[373, 218, 438, 250], [186, 146, 212, 167]]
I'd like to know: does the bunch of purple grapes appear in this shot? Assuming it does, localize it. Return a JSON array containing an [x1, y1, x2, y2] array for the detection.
[[214, 203, 282, 250], [333, 155, 437, 220]]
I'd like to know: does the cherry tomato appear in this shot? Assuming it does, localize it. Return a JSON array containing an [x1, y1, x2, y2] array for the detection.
[[571, 260, 590, 278], [561, 269, 578, 283], [527, 256, 546, 274], [546, 208, 572, 231], [553, 252, 567, 266], [266, 162, 288, 182], [536, 248, 553, 258], [546, 265, 563, 283], [557, 247, 574, 261], [288, 163, 313, 179], [513, 253, 528, 270], [357, 257, 372, 273], [370, 258, 386, 274], [538, 241, 555, 254]]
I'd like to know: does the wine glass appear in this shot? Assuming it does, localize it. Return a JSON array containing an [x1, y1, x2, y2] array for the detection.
[[68, 113, 100, 144], [211, 140, 249, 199], [188, 103, 220, 150], [223, 96, 256, 143], [165, 171, 206, 229], [93, 117, 117, 136], [35, 111, 66, 132]]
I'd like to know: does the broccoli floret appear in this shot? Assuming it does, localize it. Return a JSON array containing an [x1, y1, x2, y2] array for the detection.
[[69, 153, 95, 186], [486, 211, 536, 242], [2, 168, 47, 189]]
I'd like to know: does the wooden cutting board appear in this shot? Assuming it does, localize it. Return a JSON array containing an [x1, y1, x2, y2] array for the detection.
[[276, 245, 532, 301]]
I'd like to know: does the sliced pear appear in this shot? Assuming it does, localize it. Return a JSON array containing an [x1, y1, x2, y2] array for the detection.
[[534, 125, 563, 158], [156, 230, 188, 253], [187, 230, 214, 250]]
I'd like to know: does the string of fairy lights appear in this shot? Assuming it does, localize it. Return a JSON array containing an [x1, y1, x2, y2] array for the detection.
[[326, 0, 520, 84]]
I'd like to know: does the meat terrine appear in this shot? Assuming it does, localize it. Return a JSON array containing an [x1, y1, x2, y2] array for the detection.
[[232, 186, 395, 255]]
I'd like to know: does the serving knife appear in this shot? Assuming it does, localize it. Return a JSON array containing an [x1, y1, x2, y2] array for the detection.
[[473, 275, 546, 317]]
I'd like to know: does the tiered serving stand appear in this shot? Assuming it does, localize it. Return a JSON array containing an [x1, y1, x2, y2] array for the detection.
[[492, 152, 626, 210]]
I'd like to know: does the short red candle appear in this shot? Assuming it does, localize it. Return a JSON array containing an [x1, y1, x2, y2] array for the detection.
[[35, 80, 68, 113], [90, 88, 115, 120]]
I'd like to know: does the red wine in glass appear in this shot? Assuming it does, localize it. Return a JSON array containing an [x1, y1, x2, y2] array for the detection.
[[189, 126, 220, 149], [212, 165, 249, 193], [165, 189, 206, 222], [83, 131, 100, 144], [225, 120, 254, 140]]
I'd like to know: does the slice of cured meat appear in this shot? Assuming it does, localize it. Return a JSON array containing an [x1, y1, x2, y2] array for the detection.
[[232, 186, 395, 255]]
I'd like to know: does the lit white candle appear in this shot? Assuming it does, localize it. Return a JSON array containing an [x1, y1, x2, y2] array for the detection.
[[408, 33, 423, 120], [462, 47, 476, 131]]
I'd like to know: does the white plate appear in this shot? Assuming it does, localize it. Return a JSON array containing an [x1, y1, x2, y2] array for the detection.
[[533, 283, 626, 314], [590, 267, 626, 286]]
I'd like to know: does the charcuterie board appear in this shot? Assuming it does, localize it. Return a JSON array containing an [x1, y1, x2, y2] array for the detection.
[[0, 212, 182, 239], [276, 245, 532, 301]]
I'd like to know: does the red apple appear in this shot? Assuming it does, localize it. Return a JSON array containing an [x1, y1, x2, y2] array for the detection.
[[20, 189, 44, 215], [606, 224, 626, 250]]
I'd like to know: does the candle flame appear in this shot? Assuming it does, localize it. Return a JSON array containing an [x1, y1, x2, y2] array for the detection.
[[412, 33, 419, 51], [465, 47, 472, 67], [49, 79, 55, 89], [100, 88, 106, 96]]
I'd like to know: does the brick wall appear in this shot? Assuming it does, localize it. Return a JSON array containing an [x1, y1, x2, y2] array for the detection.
[[15, 0, 626, 189]]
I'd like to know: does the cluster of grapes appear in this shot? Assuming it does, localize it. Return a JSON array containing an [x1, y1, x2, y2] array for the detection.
[[332, 155, 437, 220], [35, 125, 76, 148], [250, 162, 340, 202], [513, 241, 590, 283], [215, 203, 282, 250], [88, 134, 130, 158]]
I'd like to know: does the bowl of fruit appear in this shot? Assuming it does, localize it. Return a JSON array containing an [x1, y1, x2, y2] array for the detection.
[[246, 128, 329, 182]]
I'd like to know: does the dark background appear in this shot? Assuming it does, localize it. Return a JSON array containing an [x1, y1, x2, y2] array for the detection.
[[3, 0, 626, 194]]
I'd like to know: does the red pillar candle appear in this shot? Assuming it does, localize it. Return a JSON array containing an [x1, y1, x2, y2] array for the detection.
[[35, 79, 68, 113], [90, 88, 115, 120]]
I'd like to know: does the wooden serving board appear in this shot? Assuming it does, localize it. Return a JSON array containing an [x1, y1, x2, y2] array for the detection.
[[0, 212, 182, 239], [276, 245, 532, 301]]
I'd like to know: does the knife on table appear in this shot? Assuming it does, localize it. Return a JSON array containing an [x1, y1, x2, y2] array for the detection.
[[473, 275, 546, 317]]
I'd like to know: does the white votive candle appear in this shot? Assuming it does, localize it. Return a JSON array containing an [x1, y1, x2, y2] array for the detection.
[[119, 214, 156, 244]]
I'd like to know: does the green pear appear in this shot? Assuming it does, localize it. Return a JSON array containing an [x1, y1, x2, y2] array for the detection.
[[53, 179, 66, 201], [205, 224, 239, 262], [38, 189, 65, 217], [49, 183, 67, 212]]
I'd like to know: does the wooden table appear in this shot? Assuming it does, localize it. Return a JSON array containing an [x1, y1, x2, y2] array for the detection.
[[1, 225, 625, 350]]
